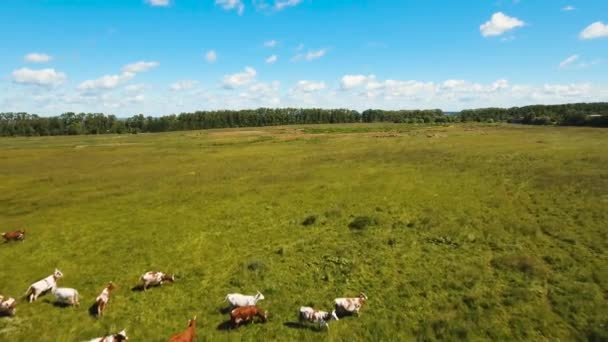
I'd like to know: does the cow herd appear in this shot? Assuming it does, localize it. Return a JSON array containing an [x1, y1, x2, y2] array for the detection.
[[1, 230, 368, 340]]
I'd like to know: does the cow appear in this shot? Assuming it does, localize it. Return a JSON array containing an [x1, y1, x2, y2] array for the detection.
[[225, 291, 265, 308], [94, 282, 115, 316], [0, 295, 17, 316], [85, 329, 128, 342], [25, 269, 64, 303], [230, 306, 267, 328], [168, 316, 197, 342], [1, 230, 25, 243], [52, 287, 80, 307], [139, 271, 174, 291], [334, 292, 368, 317], [299, 306, 337, 330]]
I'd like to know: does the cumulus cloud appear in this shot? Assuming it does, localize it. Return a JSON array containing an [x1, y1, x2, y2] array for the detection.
[[206, 50, 218, 63], [559, 54, 579, 68], [579, 22, 608, 40], [264, 40, 277, 47], [215, 0, 244, 14], [24, 53, 52, 63], [12, 68, 66, 86], [170, 80, 199, 91], [125, 84, 146, 92], [292, 48, 328, 62], [561, 5, 575, 11], [480, 12, 525, 37], [265, 55, 278, 64], [122, 61, 159, 73], [341, 74, 375, 90], [222, 67, 257, 89], [292, 80, 326, 93], [145, 0, 170, 6], [78, 72, 135, 91]]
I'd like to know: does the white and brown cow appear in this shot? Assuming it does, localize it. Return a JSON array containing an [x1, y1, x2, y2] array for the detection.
[[139, 271, 174, 291], [0, 295, 17, 316], [334, 292, 368, 317], [299, 306, 336, 330], [94, 282, 116, 317], [86, 329, 128, 342], [25, 269, 64, 302]]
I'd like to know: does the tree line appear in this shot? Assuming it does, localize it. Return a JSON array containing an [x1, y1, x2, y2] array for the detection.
[[1, 103, 606, 137]]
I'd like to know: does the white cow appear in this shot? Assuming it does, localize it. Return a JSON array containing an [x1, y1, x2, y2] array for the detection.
[[25, 269, 64, 303], [140, 271, 174, 291], [85, 329, 128, 342], [52, 287, 80, 307], [299, 306, 337, 330], [0, 295, 17, 316], [225, 291, 265, 308], [334, 292, 368, 316]]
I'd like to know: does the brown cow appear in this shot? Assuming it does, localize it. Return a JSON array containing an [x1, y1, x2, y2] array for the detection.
[[2, 230, 25, 243], [95, 282, 116, 317], [168, 316, 196, 342], [230, 306, 267, 328]]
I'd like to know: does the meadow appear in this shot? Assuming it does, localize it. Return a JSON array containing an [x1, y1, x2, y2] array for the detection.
[[0, 123, 606, 341]]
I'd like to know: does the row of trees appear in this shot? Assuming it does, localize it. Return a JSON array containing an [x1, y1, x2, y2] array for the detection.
[[1, 103, 606, 136]]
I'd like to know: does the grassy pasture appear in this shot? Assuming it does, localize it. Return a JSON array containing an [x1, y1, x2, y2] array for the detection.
[[0, 123, 606, 341]]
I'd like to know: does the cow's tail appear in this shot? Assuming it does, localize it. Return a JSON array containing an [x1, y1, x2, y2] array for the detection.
[[23, 286, 33, 300]]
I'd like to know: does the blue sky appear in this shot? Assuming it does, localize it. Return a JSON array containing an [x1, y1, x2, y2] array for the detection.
[[1, 0, 607, 115]]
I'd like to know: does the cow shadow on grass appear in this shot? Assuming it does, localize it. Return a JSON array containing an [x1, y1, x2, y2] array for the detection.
[[88, 302, 99, 318], [131, 285, 145, 292], [218, 306, 232, 314], [43, 299, 78, 309], [283, 322, 327, 332], [216, 320, 234, 331]]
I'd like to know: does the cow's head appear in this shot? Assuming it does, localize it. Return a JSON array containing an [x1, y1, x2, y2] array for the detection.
[[359, 292, 368, 301], [188, 315, 197, 328], [258, 310, 268, 322], [255, 291, 265, 301], [107, 282, 116, 291], [54, 269, 64, 279], [162, 274, 175, 282], [116, 329, 128, 341]]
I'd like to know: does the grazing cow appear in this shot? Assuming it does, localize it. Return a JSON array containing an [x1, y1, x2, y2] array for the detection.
[[1, 230, 25, 243], [334, 292, 368, 316], [230, 306, 267, 328], [0, 295, 17, 316], [95, 282, 116, 317], [86, 329, 128, 342], [225, 291, 265, 308], [299, 306, 337, 330], [168, 316, 197, 342], [140, 271, 174, 291], [25, 269, 64, 302], [52, 287, 80, 307]]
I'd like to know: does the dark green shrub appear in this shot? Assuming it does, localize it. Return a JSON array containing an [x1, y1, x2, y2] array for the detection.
[[348, 216, 377, 230]]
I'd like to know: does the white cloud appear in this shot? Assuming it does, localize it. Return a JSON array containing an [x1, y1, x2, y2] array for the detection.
[[265, 55, 278, 64], [561, 5, 575, 11], [206, 50, 218, 63], [293, 80, 326, 93], [24, 53, 52, 63], [579, 22, 608, 40], [170, 80, 199, 91], [12, 68, 66, 86], [480, 12, 525, 37], [305, 48, 327, 61], [559, 54, 579, 68], [264, 40, 277, 47], [122, 61, 159, 73], [341, 74, 375, 90], [216, 0, 244, 14], [222, 67, 257, 89], [78, 72, 135, 91], [275, 0, 302, 11], [125, 84, 146, 92], [145, 0, 170, 6]]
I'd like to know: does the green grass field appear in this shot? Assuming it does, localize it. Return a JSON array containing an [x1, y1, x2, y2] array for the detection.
[[0, 123, 606, 341]]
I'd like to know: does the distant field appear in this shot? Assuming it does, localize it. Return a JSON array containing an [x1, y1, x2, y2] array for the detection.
[[0, 123, 606, 341]]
